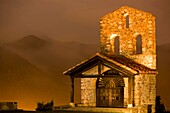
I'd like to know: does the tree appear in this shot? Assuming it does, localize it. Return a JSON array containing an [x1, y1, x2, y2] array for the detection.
[[156, 95, 165, 113]]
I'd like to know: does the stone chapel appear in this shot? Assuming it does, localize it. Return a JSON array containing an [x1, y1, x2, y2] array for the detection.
[[64, 6, 157, 113]]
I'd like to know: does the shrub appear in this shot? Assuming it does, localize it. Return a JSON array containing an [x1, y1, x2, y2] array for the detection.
[[35, 100, 54, 111]]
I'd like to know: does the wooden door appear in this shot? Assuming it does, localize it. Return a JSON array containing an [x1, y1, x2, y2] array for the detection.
[[96, 88, 109, 107], [96, 78, 124, 107], [111, 87, 124, 107]]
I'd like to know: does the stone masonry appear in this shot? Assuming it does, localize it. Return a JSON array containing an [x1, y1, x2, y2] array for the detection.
[[64, 6, 157, 113], [82, 6, 157, 113], [100, 6, 156, 69], [100, 6, 157, 112]]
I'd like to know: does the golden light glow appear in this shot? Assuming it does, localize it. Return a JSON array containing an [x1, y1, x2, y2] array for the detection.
[[124, 13, 129, 17], [110, 34, 117, 40]]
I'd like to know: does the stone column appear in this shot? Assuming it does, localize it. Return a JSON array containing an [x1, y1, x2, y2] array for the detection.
[[132, 76, 135, 106], [70, 76, 74, 103], [96, 62, 101, 106], [128, 76, 134, 108]]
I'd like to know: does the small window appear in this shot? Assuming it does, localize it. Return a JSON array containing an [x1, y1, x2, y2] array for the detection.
[[112, 96, 119, 100], [126, 15, 129, 28], [136, 35, 142, 54], [114, 36, 119, 55], [116, 97, 119, 100]]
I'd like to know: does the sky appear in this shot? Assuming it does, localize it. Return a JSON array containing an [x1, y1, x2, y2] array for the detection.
[[0, 0, 170, 45]]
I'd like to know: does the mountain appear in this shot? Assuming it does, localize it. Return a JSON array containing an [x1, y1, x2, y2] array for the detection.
[[2, 35, 170, 110], [12, 35, 50, 49], [0, 46, 72, 110], [6, 35, 100, 74], [3, 35, 99, 110]]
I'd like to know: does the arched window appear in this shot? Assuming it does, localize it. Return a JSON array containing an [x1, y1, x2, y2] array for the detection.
[[114, 36, 119, 55], [126, 15, 129, 28], [136, 35, 142, 54]]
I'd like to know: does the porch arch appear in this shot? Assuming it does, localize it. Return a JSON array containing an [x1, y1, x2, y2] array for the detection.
[[96, 70, 125, 107]]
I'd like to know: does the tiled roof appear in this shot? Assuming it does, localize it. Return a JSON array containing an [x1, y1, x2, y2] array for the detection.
[[63, 53, 157, 75], [102, 53, 156, 73]]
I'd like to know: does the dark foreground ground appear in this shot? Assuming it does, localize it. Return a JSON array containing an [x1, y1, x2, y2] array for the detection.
[[0, 108, 124, 113], [0, 111, 121, 113]]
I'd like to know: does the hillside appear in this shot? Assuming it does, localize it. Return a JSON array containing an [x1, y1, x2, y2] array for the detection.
[[6, 35, 100, 74], [1, 35, 170, 110], [3, 35, 99, 110], [0, 46, 71, 110]]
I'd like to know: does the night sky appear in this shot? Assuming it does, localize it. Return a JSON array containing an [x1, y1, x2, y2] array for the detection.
[[0, 0, 170, 45], [0, 0, 170, 111]]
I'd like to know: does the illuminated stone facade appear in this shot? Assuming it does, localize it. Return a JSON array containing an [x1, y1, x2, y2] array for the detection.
[[100, 6, 156, 69], [99, 6, 156, 112], [64, 6, 157, 113]]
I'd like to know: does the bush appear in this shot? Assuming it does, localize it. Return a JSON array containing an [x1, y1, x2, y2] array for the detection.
[[35, 100, 54, 111]]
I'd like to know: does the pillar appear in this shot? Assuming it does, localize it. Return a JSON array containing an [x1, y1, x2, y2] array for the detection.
[[70, 76, 74, 103], [128, 76, 134, 107]]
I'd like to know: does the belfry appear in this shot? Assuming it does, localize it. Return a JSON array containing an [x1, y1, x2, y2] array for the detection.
[[64, 6, 157, 113]]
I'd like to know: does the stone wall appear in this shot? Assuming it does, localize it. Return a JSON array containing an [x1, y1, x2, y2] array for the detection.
[[81, 78, 97, 106], [130, 54, 156, 69], [134, 74, 156, 113], [81, 65, 110, 106], [100, 6, 156, 57], [81, 66, 97, 106], [100, 7, 157, 113]]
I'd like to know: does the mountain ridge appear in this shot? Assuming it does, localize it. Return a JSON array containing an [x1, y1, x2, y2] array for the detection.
[[1, 35, 170, 110], [0, 46, 71, 110]]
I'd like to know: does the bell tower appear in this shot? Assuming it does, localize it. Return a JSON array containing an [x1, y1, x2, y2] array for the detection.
[[100, 6, 156, 69]]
